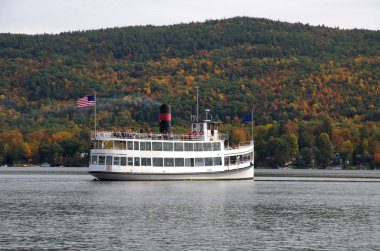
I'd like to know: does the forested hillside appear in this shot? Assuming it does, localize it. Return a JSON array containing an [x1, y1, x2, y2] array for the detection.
[[0, 17, 379, 167]]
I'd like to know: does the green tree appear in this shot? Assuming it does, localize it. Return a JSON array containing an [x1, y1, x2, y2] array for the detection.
[[357, 138, 369, 155], [266, 137, 291, 167], [298, 123, 315, 148], [315, 133, 333, 168], [283, 134, 299, 159], [299, 147, 314, 166], [339, 140, 354, 167], [8, 142, 26, 165], [318, 113, 333, 137], [58, 139, 80, 157], [254, 140, 267, 163], [38, 143, 63, 164]]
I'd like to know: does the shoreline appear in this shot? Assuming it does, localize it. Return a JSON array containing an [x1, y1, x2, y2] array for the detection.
[[255, 169, 380, 182], [255, 169, 380, 179], [0, 167, 380, 180], [0, 166, 88, 175]]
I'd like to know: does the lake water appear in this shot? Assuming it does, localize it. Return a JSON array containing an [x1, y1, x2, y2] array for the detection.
[[0, 168, 379, 250]]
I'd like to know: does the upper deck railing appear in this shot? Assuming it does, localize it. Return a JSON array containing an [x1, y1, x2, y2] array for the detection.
[[93, 131, 229, 142]]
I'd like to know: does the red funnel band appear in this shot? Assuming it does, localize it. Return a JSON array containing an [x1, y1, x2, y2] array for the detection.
[[160, 113, 171, 121]]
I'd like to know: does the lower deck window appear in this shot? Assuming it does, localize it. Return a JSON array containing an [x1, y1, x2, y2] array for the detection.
[[121, 157, 127, 166], [107, 156, 224, 167], [205, 157, 213, 166], [91, 155, 97, 164], [214, 157, 222, 166], [164, 158, 174, 167], [134, 157, 140, 166], [175, 158, 184, 167], [153, 158, 163, 167], [230, 156, 237, 165], [185, 158, 194, 167], [113, 157, 120, 165], [127, 157, 133, 166], [98, 156, 105, 165], [224, 157, 230, 166], [195, 158, 204, 167], [141, 158, 151, 166], [106, 156, 112, 165], [243, 153, 252, 162]]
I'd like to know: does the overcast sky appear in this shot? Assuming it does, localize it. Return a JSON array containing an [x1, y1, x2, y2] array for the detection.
[[0, 0, 379, 34]]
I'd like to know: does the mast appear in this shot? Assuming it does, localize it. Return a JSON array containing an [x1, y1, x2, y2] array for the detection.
[[251, 107, 253, 143], [195, 86, 199, 122], [251, 106, 254, 168], [94, 92, 97, 134]]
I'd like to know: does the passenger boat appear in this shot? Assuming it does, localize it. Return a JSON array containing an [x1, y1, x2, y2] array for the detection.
[[89, 104, 254, 181]]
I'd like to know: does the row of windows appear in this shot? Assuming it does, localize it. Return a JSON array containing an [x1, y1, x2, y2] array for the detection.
[[224, 153, 253, 166], [91, 155, 223, 167], [95, 141, 222, 152]]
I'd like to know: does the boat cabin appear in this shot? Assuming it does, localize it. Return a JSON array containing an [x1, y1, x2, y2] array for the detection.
[[191, 119, 222, 141]]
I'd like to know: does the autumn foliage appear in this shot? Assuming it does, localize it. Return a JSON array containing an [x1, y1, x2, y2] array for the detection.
[[0, 17, 379, 167]]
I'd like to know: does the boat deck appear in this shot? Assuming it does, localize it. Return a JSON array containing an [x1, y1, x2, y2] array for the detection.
[[93, 130, 228, 141]]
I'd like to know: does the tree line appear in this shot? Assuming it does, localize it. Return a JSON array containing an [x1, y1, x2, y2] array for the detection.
[[0, 17, 379, 167]]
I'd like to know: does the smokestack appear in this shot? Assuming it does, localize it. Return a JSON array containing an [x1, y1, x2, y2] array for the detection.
[[159, 104, 171, 133]]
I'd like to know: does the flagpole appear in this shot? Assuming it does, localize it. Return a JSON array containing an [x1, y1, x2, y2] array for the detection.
[[94, 92, 97, 135], [195, 86, 199, 122], [251, 107, 254, 142], [251, 106, 254, 170]]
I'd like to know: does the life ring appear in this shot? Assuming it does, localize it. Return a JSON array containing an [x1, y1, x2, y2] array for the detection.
[[199, 130, 204, 136], [192, 130, 197, 136]]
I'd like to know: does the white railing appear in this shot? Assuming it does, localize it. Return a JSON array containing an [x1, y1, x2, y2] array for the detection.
[[93, 131, 228, 142]]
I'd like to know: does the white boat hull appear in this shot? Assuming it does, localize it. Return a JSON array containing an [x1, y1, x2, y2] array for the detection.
[[89, 165, 254, 181]]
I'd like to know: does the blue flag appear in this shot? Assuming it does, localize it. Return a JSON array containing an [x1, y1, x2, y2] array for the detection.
[[244, 114, 253, 123]]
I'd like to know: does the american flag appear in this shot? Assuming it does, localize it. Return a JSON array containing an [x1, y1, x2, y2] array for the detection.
[[77, 94, 95, 108]]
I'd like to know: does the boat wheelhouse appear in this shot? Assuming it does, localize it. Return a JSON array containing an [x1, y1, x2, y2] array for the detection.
[[89, 104, 254, 181]]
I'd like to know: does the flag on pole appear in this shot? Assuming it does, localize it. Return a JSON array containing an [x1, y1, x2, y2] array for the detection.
[[244, 114, 253, 123], [77, 94, 95, 108]]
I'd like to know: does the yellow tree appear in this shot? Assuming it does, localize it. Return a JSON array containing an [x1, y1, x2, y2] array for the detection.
[[51, 131, 74, 142], [0, 130, 26, 164], [231, 128, 248, 145], [28, 130, 47, 161], [339, 140, 354, 166]]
